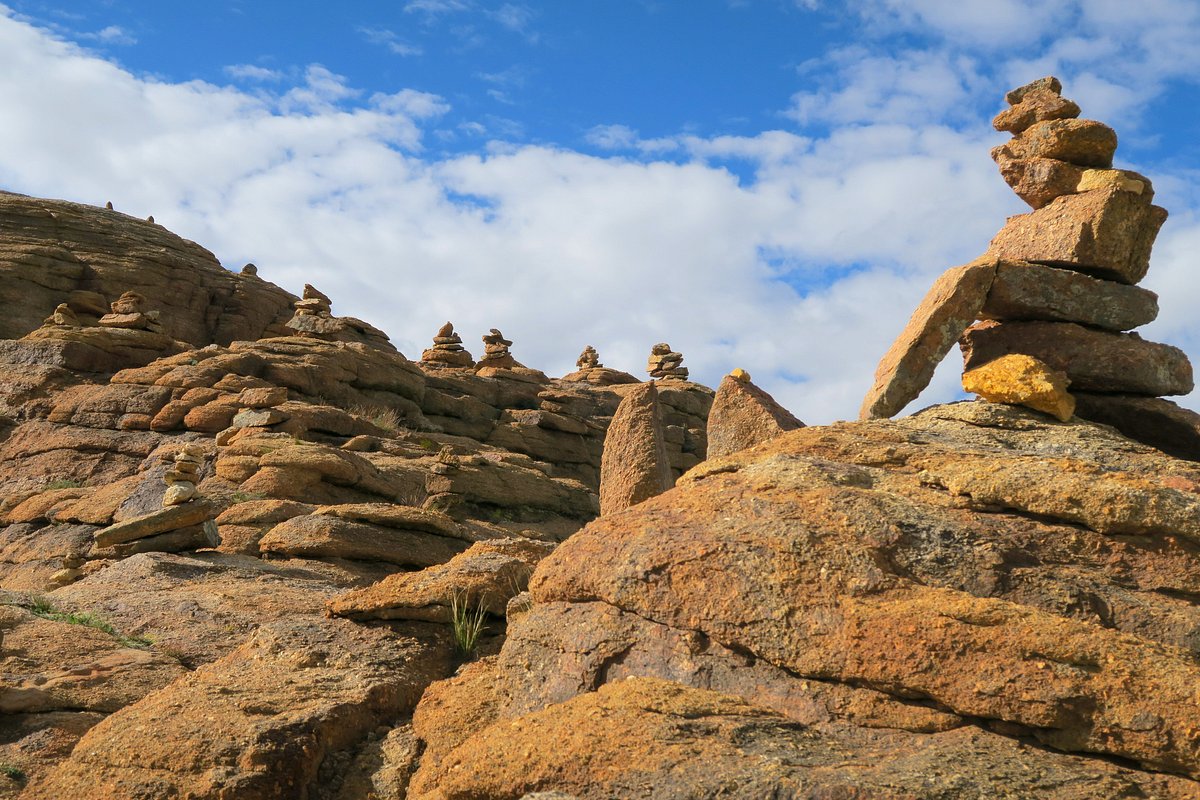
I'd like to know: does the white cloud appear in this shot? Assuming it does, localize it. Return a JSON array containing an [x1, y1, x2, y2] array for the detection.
[[224, 64, 283, 82], [0, 6, 1196, 428], [80, 24, 136, 46], [359, 26, 423, 57]]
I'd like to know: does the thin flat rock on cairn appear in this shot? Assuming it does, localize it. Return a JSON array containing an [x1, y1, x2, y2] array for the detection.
[[707, 369, 805, 459], [859, 77, 1199, 458], [421, 321, 475, 369]]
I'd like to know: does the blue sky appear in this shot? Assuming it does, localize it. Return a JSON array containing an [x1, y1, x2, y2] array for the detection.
[[1, 1, 1199, 423]]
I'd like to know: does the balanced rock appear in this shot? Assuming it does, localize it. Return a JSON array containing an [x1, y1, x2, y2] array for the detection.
[[981, 260, 1158, 331], [475, 328, 518, 370], [961, 353, 1074, 422], [862, 77, 1191, 462], [961, 320, 1193, 396], [98, 291, 160, 332], [707, 370, 805, 458], [860, 258, 996, 420], [646, 342, 688, 381], [599, 382, 673, 515], [987, 187, 1168, 284], [421, 321, 474, 369], [44, 303, 78, 327]]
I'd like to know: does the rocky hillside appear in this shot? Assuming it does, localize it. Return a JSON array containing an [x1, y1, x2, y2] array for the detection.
[[3, 76, 1200, 799]]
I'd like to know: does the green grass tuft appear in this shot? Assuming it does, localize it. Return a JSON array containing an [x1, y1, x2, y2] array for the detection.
[[22, 597, 152, 649], [44, 479, 83, 490], [0, 764, 25, 782], [230, 491, 267, 504], [449, 590, 488, 657]]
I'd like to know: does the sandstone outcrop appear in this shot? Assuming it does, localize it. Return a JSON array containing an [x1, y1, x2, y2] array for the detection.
[[420, 322, 474, 369], [598, 382, 673, 515], [284, 283, 394, 350], [408, 401, 1200, 795], [862, 78, 1195, 451], [707, 369, 804, 458], [0, 190, 296, 345]]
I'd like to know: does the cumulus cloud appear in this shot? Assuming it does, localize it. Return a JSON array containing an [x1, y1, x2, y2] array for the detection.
[[0, 6, 1195, 427], [224, 64, 284, 82]]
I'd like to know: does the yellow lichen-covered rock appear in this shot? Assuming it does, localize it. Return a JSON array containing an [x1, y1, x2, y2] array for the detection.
[[1077, 168, 1146, 195], [962, 353, 1075, 421]]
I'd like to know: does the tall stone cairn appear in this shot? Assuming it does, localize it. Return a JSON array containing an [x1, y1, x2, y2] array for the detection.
[[860, 77, 1194, 450], [421, 321, 475, 369], [476, 328, 518, 370], [647, 343, 688, 381]]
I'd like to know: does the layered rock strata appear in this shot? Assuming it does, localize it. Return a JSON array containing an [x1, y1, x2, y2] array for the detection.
[[861, 77, 1196, 457]]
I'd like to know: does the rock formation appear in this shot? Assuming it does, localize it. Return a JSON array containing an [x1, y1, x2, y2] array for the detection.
[[475, 328, 518, 370], [706, 368, 805, 458], [561, 345, 638, 385], [405, 402, 1200, 796], [646, 342, 688, 380], [420, 321, 475, 369], [283, 283, 394, 350], [598, 381, 673, 515], [860, 78, 1196, 458]]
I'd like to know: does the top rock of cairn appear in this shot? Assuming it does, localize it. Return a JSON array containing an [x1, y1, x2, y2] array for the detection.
[[860, 77, 1197, 457], [420, 321, 474, 369]]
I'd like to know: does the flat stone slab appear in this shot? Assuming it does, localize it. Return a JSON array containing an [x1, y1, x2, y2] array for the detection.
[[961, 320, 1193, 396], [987, 187, 1168, 285], [981, 260, 1158, 331], [93, 500, 214, 547], [860, 258, 997, 419]]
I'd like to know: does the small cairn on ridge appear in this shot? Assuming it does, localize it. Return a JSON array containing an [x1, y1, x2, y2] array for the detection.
[[562, 345, 639, 384], [98, 290, 164, 333], [647, 343, 688, 381], [284, 283, 394, 350], [44, 303, 78, 327], [476, 328, 518, 370], [860, 77, 1195, 452], [162, 444, 204, 506], [421, 321, 475, 369]]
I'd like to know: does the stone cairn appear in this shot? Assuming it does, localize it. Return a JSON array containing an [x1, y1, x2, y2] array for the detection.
[[163, 444, 204, 506], [44, 303, 78, 327], [577, 345, 601, 371], [97, 290, 164, 333], [477, 328, 517, 370], [421, 321, 475, 369], [286, 284, 337, 337], [91, 445, 219, 557], [647, 343, 688, 381], [860, 77, 1191, 428]]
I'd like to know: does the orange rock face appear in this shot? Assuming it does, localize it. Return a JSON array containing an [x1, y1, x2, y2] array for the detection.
[[412, 403, 1200, 795], [706, 372, 804, 458], [598, 381, 674, 514], [961, 353, 1075, 421]]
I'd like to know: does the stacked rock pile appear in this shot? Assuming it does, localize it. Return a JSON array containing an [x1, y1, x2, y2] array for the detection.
[[98, 291, 164, 333], [647, 343, 688, 381], [861, 77, 1194, 449], [577, 345, 601, 371], [44, 303, 78, 327], [476, 328, 518, 370], [421, 322, 475, 369], [92, 446, 219, 557], [285, 284, 337, 337], [163, 445, 204, 506]]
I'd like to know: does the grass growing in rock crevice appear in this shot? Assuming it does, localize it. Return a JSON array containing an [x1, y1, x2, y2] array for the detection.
[[21, 596, 153, 649], [449, 590, 488, 657], [0, 763, 25, 783]]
